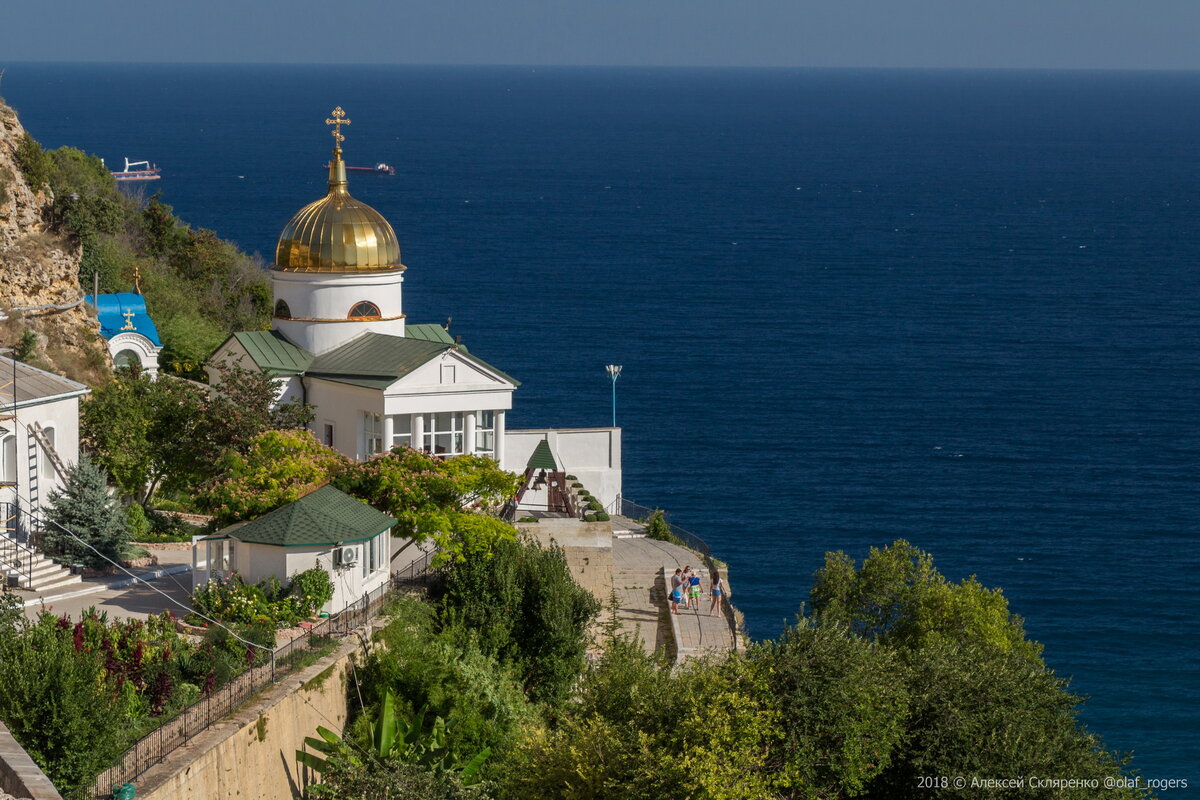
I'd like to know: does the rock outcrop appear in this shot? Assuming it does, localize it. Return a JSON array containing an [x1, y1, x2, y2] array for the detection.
[[0, 100, 109, 385]]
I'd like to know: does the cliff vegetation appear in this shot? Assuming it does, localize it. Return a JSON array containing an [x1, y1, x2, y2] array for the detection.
[[0, 98, 270, 382]]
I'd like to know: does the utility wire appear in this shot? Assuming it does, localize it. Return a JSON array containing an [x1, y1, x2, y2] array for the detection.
[[3, 420, 263, 650]]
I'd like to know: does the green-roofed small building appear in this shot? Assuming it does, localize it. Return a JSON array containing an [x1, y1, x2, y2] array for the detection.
[[195, 485, 396, 614]]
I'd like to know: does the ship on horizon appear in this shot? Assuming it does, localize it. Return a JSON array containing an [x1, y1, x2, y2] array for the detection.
[[324, 160, 395, 176], [106, 157, 162, 182]]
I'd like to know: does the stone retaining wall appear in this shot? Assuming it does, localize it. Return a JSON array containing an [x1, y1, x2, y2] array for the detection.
[[132, 641, 356, 800], [0, 719, 61, 800], [516, 519, 613, 601]]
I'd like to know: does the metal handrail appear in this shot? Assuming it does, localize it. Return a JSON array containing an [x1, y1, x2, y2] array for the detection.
[[618, 498, 712, 557], [90, 557, 439, 797], [0, 502, 33, 588]]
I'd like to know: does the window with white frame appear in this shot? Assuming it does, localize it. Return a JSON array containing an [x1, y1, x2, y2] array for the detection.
[[391, 415, 411, 449], [1, 434, 16, 485], [475, 410, 495, 457], [363, 412, 383, 456], [208, 539, 235, 575], [422, 412, 463, 456]]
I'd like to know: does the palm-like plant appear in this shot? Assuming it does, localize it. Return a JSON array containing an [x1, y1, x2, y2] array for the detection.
[[297, 689, 490, 784]]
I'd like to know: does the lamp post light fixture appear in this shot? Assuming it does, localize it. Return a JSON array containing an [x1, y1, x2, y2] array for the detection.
[[605, 365, 622, 427]]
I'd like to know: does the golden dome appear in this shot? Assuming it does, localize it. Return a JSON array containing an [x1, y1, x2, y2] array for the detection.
[[274, 148, 402, 274]]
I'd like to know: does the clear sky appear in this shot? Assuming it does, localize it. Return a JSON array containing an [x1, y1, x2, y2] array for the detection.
[[2, 0, 1198, 69]]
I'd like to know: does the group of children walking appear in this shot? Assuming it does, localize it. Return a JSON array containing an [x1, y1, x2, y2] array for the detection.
[[669, 565, 725, 617]]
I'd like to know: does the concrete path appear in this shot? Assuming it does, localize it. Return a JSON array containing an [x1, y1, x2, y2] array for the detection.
[[17, 548, 194, 622], [611, 533, 735, 661]]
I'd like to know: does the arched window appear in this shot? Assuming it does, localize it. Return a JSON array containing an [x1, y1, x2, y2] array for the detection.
[[274, 299, 292, 319], [1, 434, 16, 485], [114, 349, 141, 368], [40, 426, 57, 482], [348, 301, 381, 319]]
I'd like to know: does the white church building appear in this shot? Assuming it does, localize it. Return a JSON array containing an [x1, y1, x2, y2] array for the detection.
[[209, 109, 621, 508]]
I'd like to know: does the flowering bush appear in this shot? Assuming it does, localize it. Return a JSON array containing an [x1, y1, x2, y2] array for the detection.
[[192, 568, 333, 628]]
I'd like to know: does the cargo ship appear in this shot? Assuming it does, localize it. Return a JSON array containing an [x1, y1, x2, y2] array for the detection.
[[325, 161, 395, 176], [108, 157, 162, 182]]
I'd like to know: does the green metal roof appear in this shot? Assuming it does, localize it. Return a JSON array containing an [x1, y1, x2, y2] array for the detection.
[[307, 332, 519, 389], [526, 440, 558, 470], [307, 333, 449, 385], [404, 323, 456, 344], [221, 485, 396, 547], [232, 331, 313, 375], [218, 327, 518, 388]]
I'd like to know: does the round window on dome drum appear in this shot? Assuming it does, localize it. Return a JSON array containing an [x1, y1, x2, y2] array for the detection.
[[349, 301, 381, 319], [274, 300, 292, 319]]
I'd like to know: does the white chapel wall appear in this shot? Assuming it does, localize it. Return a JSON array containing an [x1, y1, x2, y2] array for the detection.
[[505, 427, 623, 510]]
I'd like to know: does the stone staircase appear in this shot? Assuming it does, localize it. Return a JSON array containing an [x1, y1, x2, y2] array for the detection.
[[1, 544, 81, 593]]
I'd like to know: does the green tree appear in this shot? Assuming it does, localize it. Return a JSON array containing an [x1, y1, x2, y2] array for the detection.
[[82, 365, 313, 503], [41, 455, 129, 568], [810, 539, 1041, 660], [332, 449, 520, 554], [807, 540, 1146, 800], [757, 619, 908, 799], [501, 639, 779, 800], [79, 368, 207, 501], [197, 429, 350, 525], [14, 133, 54, 189], [864, 640, 1146, 800], [356, 598, 537, 774], [204, 360, 314, 457], [440, 537, 600, 706], [0, 613, 134, 798]]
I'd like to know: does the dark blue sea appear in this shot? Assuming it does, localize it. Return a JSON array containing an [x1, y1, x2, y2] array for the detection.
[[4, 64, 1198, 786]]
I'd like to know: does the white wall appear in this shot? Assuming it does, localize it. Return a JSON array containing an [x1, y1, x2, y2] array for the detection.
[[272, 269, 406, 355], [306, 378, 383, 459], [382, 349, 514, 416], [284, 539, 390, 614], [0, 394, 84, 519], [504, 428, 622, 510], [192, 536, 391, 615]]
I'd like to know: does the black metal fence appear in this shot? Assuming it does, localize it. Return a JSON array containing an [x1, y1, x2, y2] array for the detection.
[[0, 501, 33, 587], [617, 497, 712, 557], [90, 563, 433, 798]]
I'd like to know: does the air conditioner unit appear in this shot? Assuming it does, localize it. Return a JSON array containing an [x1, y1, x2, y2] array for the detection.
[[336, 546, 359, 567]]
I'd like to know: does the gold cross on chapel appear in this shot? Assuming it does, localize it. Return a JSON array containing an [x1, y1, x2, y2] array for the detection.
[[120, 310, 136, 331], [326, 107, 351, 146]]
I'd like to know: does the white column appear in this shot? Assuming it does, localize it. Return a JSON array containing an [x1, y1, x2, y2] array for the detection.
[[412, 413, 425, 453], [382, 414, 394, 453], [464, 411, 477, 456], [494, 410, 506, 467]]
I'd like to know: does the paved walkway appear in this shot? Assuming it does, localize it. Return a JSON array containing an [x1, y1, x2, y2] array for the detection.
[[16, 548, 193, 622], [611, 530, 736, 662]]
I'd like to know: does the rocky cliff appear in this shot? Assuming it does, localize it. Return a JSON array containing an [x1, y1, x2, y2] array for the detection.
[[0, 100, 109, 385]]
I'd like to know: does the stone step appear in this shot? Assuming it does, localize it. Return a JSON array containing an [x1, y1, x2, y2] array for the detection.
[[27, 572, 82, 593], [1, 553, 82, 591]]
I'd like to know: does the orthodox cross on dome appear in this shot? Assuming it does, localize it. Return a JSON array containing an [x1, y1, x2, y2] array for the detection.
[[325, 106, 351, 148], [120, 310, 136, 331]]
